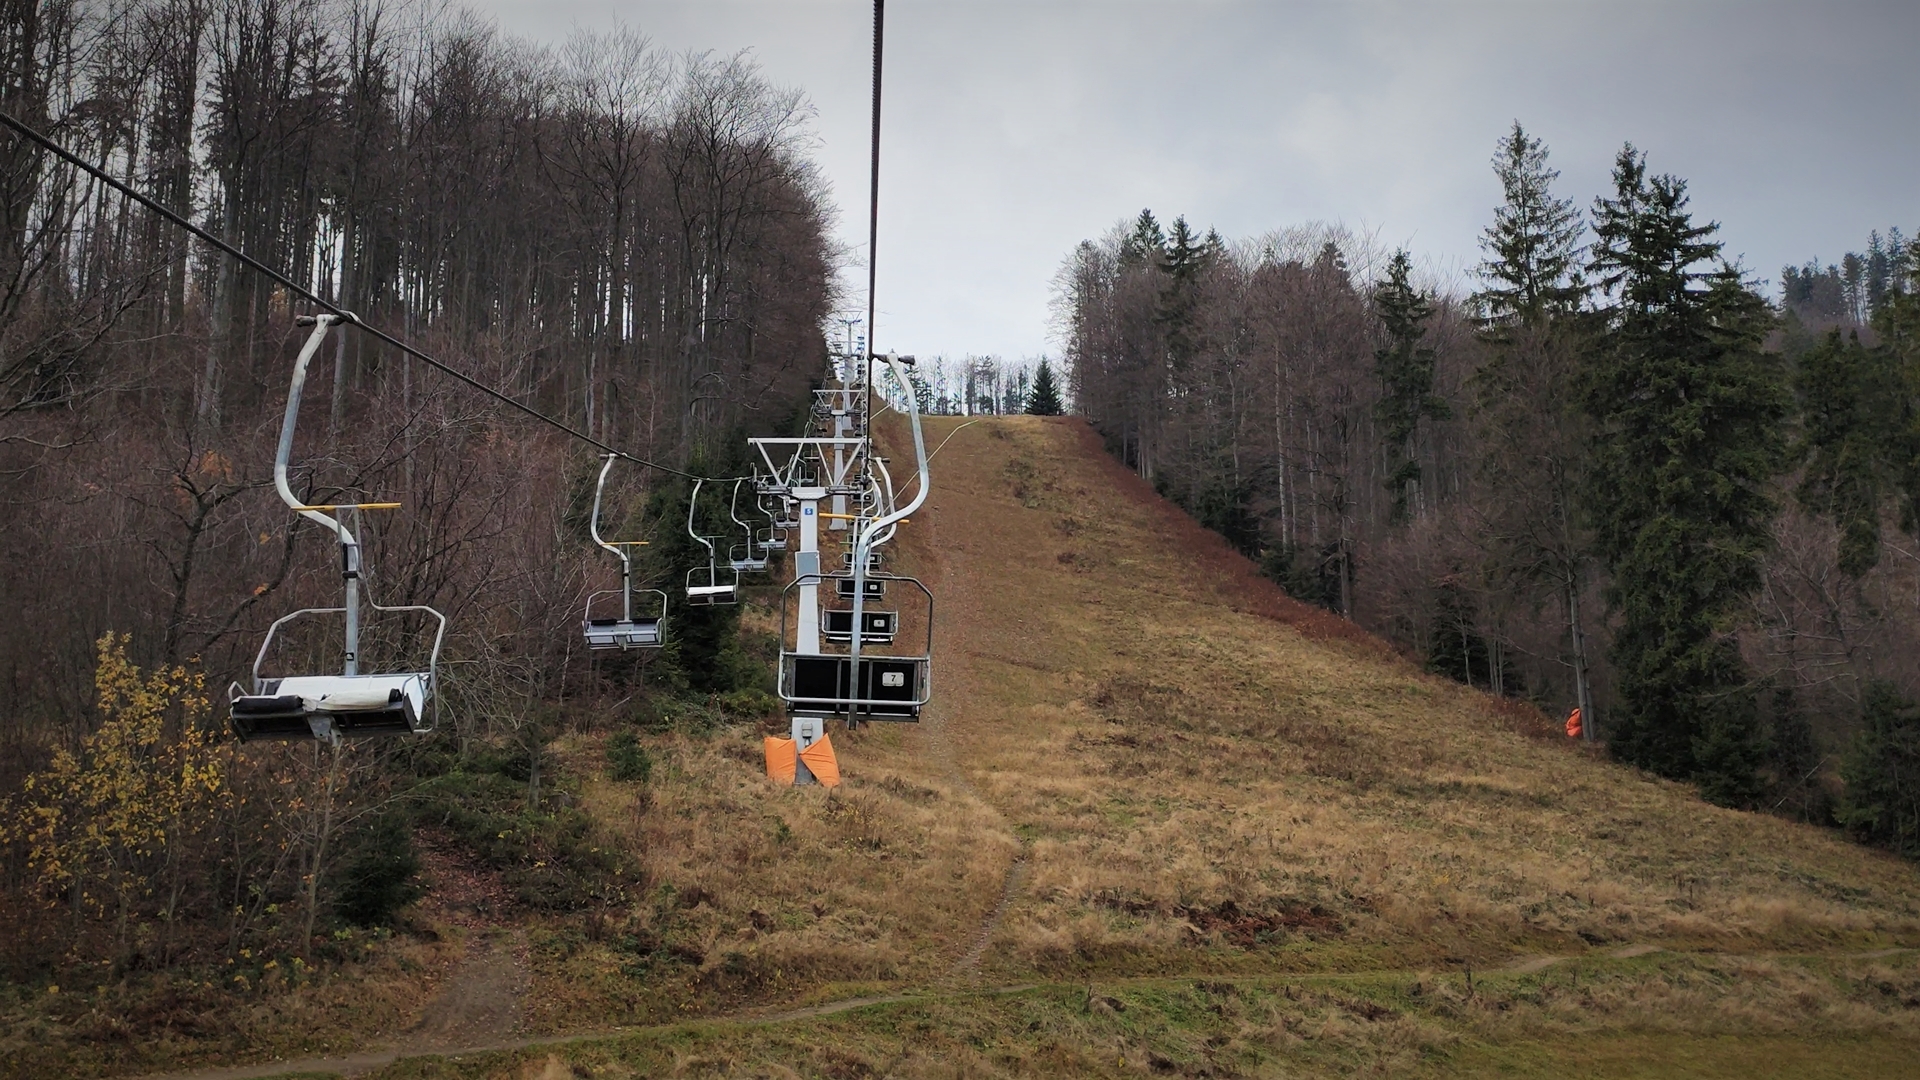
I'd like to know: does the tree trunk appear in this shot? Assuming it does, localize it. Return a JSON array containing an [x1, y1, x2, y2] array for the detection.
[[1567, 568, 1595, 741], [301, 739, 344, 954], [197, 203, 239, 430]]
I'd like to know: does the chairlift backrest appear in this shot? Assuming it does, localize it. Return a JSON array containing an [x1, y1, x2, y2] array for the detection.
[[835, 576, 887, 601], [823, 608, 897, 643]]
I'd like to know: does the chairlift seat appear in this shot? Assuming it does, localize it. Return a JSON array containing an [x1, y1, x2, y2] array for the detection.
[[687, 583, 738, 605], [231, 673, 428, 741], [584, 617, 663, 650]]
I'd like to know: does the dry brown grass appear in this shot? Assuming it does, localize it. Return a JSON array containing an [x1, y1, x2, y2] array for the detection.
[[0, 929, 466, 1077], [523, 413, 1920, 1035], [520, 690, 1013, 1027], [898, 415, 1920, 978]]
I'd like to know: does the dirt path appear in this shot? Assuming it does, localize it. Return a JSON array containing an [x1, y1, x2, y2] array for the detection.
[[951, 847, 1030, 977], [406, 930, 527, 1050], [908, 420, 1034, 978], [122, 984, 1022, 1080], [127, 930, 527, 1080]]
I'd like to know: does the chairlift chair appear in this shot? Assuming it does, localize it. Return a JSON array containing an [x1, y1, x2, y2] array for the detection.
[[782, 571, 928, 721], [685, 478, 740, 605], [760, 489, 799, 527], [229, 315, 448, 743], [582, 454, 669, 651], [726, 478, 771, 574]]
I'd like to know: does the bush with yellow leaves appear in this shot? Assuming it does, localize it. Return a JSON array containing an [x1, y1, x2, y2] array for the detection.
[[0, 632, 228, 958]]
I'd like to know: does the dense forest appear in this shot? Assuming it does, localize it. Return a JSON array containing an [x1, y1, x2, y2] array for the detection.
[[1060, 122, 1920, 835], [0, 0, 832, 979]]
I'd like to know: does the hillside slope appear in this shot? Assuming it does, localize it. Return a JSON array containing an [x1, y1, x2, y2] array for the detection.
[[907, 416, 1920, 973], [504, 416, 1920, 1070], [79, 414, 1920, 1078]]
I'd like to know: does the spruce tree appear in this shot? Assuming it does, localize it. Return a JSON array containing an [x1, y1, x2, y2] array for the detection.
[[1476, 121, 1585, 330], [1374, 249, 1448, 523], [1840, 681, 1920, 856], [1026, 358, 1064, 415], [1122, 209, 1166, 268], [1582, 145, 1788, 802], [1794, 329, 1898, 577], [1159, 215, 1209, 371], [1468, 122, 1595, 737]]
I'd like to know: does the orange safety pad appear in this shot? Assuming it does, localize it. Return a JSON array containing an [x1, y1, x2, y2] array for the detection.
[[1565, 708, 1583, 738], [797, 732, 842, 788], [764, 736, 796, 783]]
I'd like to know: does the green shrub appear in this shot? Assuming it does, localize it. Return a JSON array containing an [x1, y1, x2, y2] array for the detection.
[[713, 688, 779, 720], [607, 731, 654, 783], [1841, 681, 1920, 856], [334, 814, 421, 927]]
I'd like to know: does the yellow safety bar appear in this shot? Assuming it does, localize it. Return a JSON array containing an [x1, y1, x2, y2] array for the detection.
[[604, 540, 650, 546], [293, 502, 402, 512], [820, 513, 909, 523]]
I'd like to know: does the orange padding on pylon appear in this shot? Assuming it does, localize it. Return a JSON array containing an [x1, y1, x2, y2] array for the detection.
[[798, 732, 841, 787], [1565, 707, 1583, 738], [764, 737, 796, 783]]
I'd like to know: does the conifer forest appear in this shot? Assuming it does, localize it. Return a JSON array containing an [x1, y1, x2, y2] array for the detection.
[[1060, 124, 1919, 832]]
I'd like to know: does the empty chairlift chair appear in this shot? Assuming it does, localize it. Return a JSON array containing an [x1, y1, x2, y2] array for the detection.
[[229, 315, 448, 742], [835, 575, 888, 601], [756, 484, 794, 551], [727, 478, 771, 574], [582, 453, 669, 651], [685, 478, 740, 606]]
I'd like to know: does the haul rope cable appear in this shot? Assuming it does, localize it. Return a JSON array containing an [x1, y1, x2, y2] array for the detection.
[[0, 107, 741, 484]]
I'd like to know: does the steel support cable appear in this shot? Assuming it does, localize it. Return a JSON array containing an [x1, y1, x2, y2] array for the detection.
[[864, 0, 883, 428], [0, 106, 741, 483]]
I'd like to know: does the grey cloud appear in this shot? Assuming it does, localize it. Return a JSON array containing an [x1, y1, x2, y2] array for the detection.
[[484, 0, 1919, 357]]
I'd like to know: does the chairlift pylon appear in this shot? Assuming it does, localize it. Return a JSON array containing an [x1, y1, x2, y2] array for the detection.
[[228, 314, 447, 743], [775, 353, 933, 722], [584, 453, 668, 651]]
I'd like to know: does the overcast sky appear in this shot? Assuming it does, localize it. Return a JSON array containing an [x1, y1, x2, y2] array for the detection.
[[484, 0, 1917, 360]]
